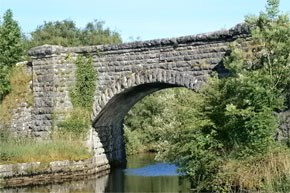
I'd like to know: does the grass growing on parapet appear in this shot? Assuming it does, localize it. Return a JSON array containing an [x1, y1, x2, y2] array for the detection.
[[0, 130, 91, 164], [0, 64, 33, 124]]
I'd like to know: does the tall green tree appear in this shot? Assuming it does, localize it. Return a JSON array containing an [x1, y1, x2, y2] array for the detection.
[[0, 9, 24, 98]]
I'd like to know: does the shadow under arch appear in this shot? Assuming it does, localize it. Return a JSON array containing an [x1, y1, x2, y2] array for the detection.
[[91, 69, 204, 166]]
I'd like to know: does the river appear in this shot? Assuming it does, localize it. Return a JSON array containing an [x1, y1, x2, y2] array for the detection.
[[1, 153, 191, 193]]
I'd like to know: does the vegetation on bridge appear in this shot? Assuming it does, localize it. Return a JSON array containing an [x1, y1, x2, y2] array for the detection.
[[57, 55, 96, 137]]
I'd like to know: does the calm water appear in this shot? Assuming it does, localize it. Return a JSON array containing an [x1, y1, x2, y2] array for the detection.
[[1, 153, 191, 193]]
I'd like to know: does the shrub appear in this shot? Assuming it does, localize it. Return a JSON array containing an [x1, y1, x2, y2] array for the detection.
[[57, 107, 91, 137], [0, 64, 33, 124], [70, 56, 96, 109]]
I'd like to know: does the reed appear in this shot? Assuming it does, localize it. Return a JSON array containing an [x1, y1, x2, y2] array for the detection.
[[215, 147, 290, 192]]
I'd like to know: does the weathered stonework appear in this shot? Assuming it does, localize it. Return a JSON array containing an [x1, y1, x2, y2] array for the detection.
[[27, 24, 250, 165], [277, 110, 290, 141], [0, 62, 33, 137], [30, 54, 76, 138], [0, 156, 109, 188], [0, 174, 109, 193], [9, 102, 32, 137]]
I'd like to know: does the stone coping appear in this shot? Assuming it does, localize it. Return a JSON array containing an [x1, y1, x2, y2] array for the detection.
[[0, 155, 110, 188], [28, 23, 250, 57]]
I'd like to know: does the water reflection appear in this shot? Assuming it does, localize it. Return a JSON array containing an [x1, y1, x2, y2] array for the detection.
[[1, 175, 110, 193], [125, 163, 179, 176], [1, 153, 191, 193]]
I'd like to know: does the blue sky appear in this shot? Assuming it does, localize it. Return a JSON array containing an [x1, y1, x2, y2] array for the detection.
[[0, 0, 289, 42]]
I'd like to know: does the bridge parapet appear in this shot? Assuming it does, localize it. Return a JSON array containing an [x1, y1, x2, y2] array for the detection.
[[29, 23, 249, 56]]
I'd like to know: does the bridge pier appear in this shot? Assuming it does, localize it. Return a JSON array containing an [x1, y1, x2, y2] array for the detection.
[[92, 123, 126, 166]]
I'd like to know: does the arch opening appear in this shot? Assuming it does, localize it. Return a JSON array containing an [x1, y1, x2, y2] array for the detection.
[[93, 83, 180, 128], [91, 69, 203, 165], [92, 87, 198, 166]]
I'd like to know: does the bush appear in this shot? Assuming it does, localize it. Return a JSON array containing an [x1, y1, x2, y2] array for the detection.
[[123, 126, 144, 155], [0, 64, 33, 124], [57, 108, 91, 137], [70, 56, 96, 109], [26, 19, 122, 49]]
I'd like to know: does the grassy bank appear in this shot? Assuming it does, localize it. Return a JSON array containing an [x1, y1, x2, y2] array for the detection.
[[213, 147, 290, 193], [0, 132, 91, 165]]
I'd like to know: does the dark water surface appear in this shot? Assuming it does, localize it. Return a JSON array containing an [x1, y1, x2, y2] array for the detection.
[[1, 153, 191, 193]]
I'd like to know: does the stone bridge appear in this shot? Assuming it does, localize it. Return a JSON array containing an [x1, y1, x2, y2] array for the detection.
[[28, 24, 249, 167]]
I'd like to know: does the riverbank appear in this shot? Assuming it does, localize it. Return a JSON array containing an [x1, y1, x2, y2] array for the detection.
[[0, 155, 110, 188], [1, 153, 191, 193]]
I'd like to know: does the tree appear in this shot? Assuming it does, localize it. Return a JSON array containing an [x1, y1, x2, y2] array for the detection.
[[28, 20, 81, 48], [26, 19, 122, 49], [124, 88, 199, 154], [80, 20, 122, 45], [156, 0, 290, 191], [0, 9, 24, 98]]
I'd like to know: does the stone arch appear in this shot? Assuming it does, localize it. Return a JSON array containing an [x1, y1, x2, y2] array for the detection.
[[90, 69, 204, 165], [92, 69, 203, 127]]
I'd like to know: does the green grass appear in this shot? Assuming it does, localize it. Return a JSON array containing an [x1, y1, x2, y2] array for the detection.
[[0, 64, 33, 124], [0, 133, 92, 164], [57, 107, 91, 137], [213, 147, 290, 193]]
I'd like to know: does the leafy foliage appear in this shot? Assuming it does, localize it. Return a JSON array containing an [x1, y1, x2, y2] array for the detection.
[[57, 107, 91, 137], [0, 9, 24, 98], [26, 19, 122, 49], [70, 56, 96, 109], [201, 74, 281, 156], [124, 88, 201, 154], [157, 0, 290, 191], [27, 20, 80, 47], [80, 20, 122, 45]]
